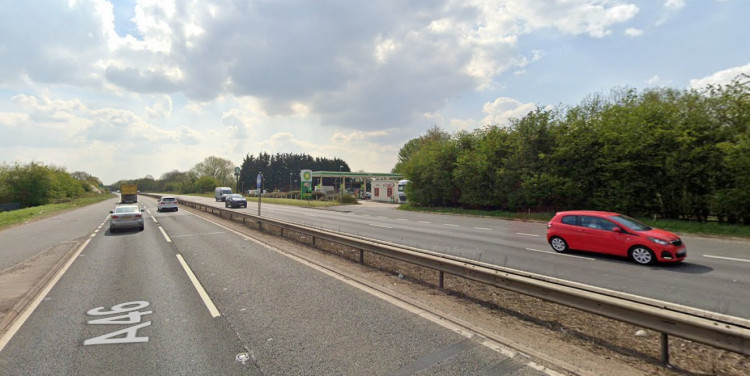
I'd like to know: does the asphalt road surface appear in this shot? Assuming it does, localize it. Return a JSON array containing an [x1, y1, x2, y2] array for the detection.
[[0, 198, 549, 375], [187, 195, 750, 319]]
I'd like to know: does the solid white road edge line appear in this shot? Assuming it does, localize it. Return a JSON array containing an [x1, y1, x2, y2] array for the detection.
[[703, 254, 750, 263], [0, 238, 92, 352], [175, 254, 221, 318], [517, 233, 540, 237]]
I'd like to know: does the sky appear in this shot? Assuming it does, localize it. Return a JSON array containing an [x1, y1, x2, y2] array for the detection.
[[0, 0, 748, 185]]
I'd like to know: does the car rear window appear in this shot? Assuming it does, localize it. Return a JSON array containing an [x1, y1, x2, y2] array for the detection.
[[162, 198, 176, 202], [561, 215, 577, 225], [115, 207, 139, 213]]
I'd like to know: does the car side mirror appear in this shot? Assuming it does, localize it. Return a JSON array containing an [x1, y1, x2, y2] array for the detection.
[[612, 227, 621, 233], [109, 210, 114, 214], [141, 209, 145, 212]]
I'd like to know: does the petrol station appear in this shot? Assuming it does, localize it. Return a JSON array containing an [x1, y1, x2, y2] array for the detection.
[[298, 170, 406, 203]]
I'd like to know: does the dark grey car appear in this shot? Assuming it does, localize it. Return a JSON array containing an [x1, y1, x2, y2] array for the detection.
[[225, 194, 247, 208]]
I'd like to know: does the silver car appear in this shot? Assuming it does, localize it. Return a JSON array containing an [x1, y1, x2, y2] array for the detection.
[[109, 204, 145, 232]]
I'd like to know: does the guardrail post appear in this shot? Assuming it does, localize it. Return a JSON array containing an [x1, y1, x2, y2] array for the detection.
[[660, 332, 670, 366], [438, 271, 444, 289], [359, 250, 364, 264]]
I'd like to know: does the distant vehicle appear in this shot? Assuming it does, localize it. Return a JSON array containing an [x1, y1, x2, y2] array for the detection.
[[225, 194, 248, 208], [397, 179, 410, 203], [120, 184, 138, 204], [247, 189, 267, 196], [546, 210, 686, 265], [215, 187, 233, 201], [109, 204, 144, 232], [157, 196, 178, 212]]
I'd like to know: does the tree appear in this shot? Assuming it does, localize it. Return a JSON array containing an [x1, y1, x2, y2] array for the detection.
[[192, 156, 235, 186], [194, 176, 219, 193]]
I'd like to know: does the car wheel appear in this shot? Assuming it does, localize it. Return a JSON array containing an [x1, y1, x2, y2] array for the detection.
[[629, 246, 655, 265], [549, 236, 568, 253], [244, 204, 247, 208], [139, 225, 144, 231], [109, 227, 116, 233]]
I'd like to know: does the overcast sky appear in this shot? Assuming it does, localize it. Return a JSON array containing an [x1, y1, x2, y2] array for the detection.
[[1, 0, 748, 184]]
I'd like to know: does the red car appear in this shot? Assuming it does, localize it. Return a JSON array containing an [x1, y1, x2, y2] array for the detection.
[[546, 210, 686, 265]]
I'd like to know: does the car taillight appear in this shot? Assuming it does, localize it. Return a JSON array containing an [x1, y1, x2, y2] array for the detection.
[[111, 215, 119, 219], [547, 223, 552, 229], [135, 214, 142, 218]]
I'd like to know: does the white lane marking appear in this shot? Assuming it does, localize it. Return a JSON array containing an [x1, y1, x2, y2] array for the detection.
[[703, 255, 750, 263], [176, 254, 221, 318], [443, 224, 459, 227], [525, 248, 596, 260], [0, 238, 92, 352], [179, 207, 565, 376], [171, 231, 226, 238], [517, 233, 540, 237], [475, 227, 492, 231], [376, 216, 388, 219], [159, 226, 172, 243], [369, 224, 393, 229], [396, 218, 408, 221], [418, 221, 431, 224]]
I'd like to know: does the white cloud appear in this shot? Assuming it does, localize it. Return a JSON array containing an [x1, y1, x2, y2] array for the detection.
[[480, 97, 538, 127], [664, 0, 686, 11], [689, 63, 750, 90], [625, 28, 644, 37]]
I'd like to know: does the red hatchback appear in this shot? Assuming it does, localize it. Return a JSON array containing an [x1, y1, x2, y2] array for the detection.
[[546, 210, 686, 265]]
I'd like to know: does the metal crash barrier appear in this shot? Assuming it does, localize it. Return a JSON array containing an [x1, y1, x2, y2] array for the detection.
[[173, 196, 750, 364]]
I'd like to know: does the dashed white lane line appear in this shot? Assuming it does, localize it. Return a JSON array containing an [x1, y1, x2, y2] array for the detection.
[[443, 224, 459, 227], [171, 231, 226, 238], [418, 221, 431, 224], [703, 255, 750, 263], [525, 248, 596, 260], [396, 218, 408, 221], [475, 227, 492, 231], [369, 224, 393, 229], [176, 254, 221, 318], [517, 233, 540, 237], [159, 226, 172, 243]]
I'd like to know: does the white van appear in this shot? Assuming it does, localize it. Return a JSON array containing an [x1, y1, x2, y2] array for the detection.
[[215, 187, 233, 201]]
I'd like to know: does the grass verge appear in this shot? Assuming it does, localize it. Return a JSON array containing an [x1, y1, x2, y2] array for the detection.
[[399, 204, 750, 239], [0, 194, 114, 231]]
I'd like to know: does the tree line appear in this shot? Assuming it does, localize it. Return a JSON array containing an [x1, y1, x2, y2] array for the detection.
[[395, 77, 750, 224], [240, 152, 349, 193], [0, 162, 104, 208], [112, 154, 351, 195]]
